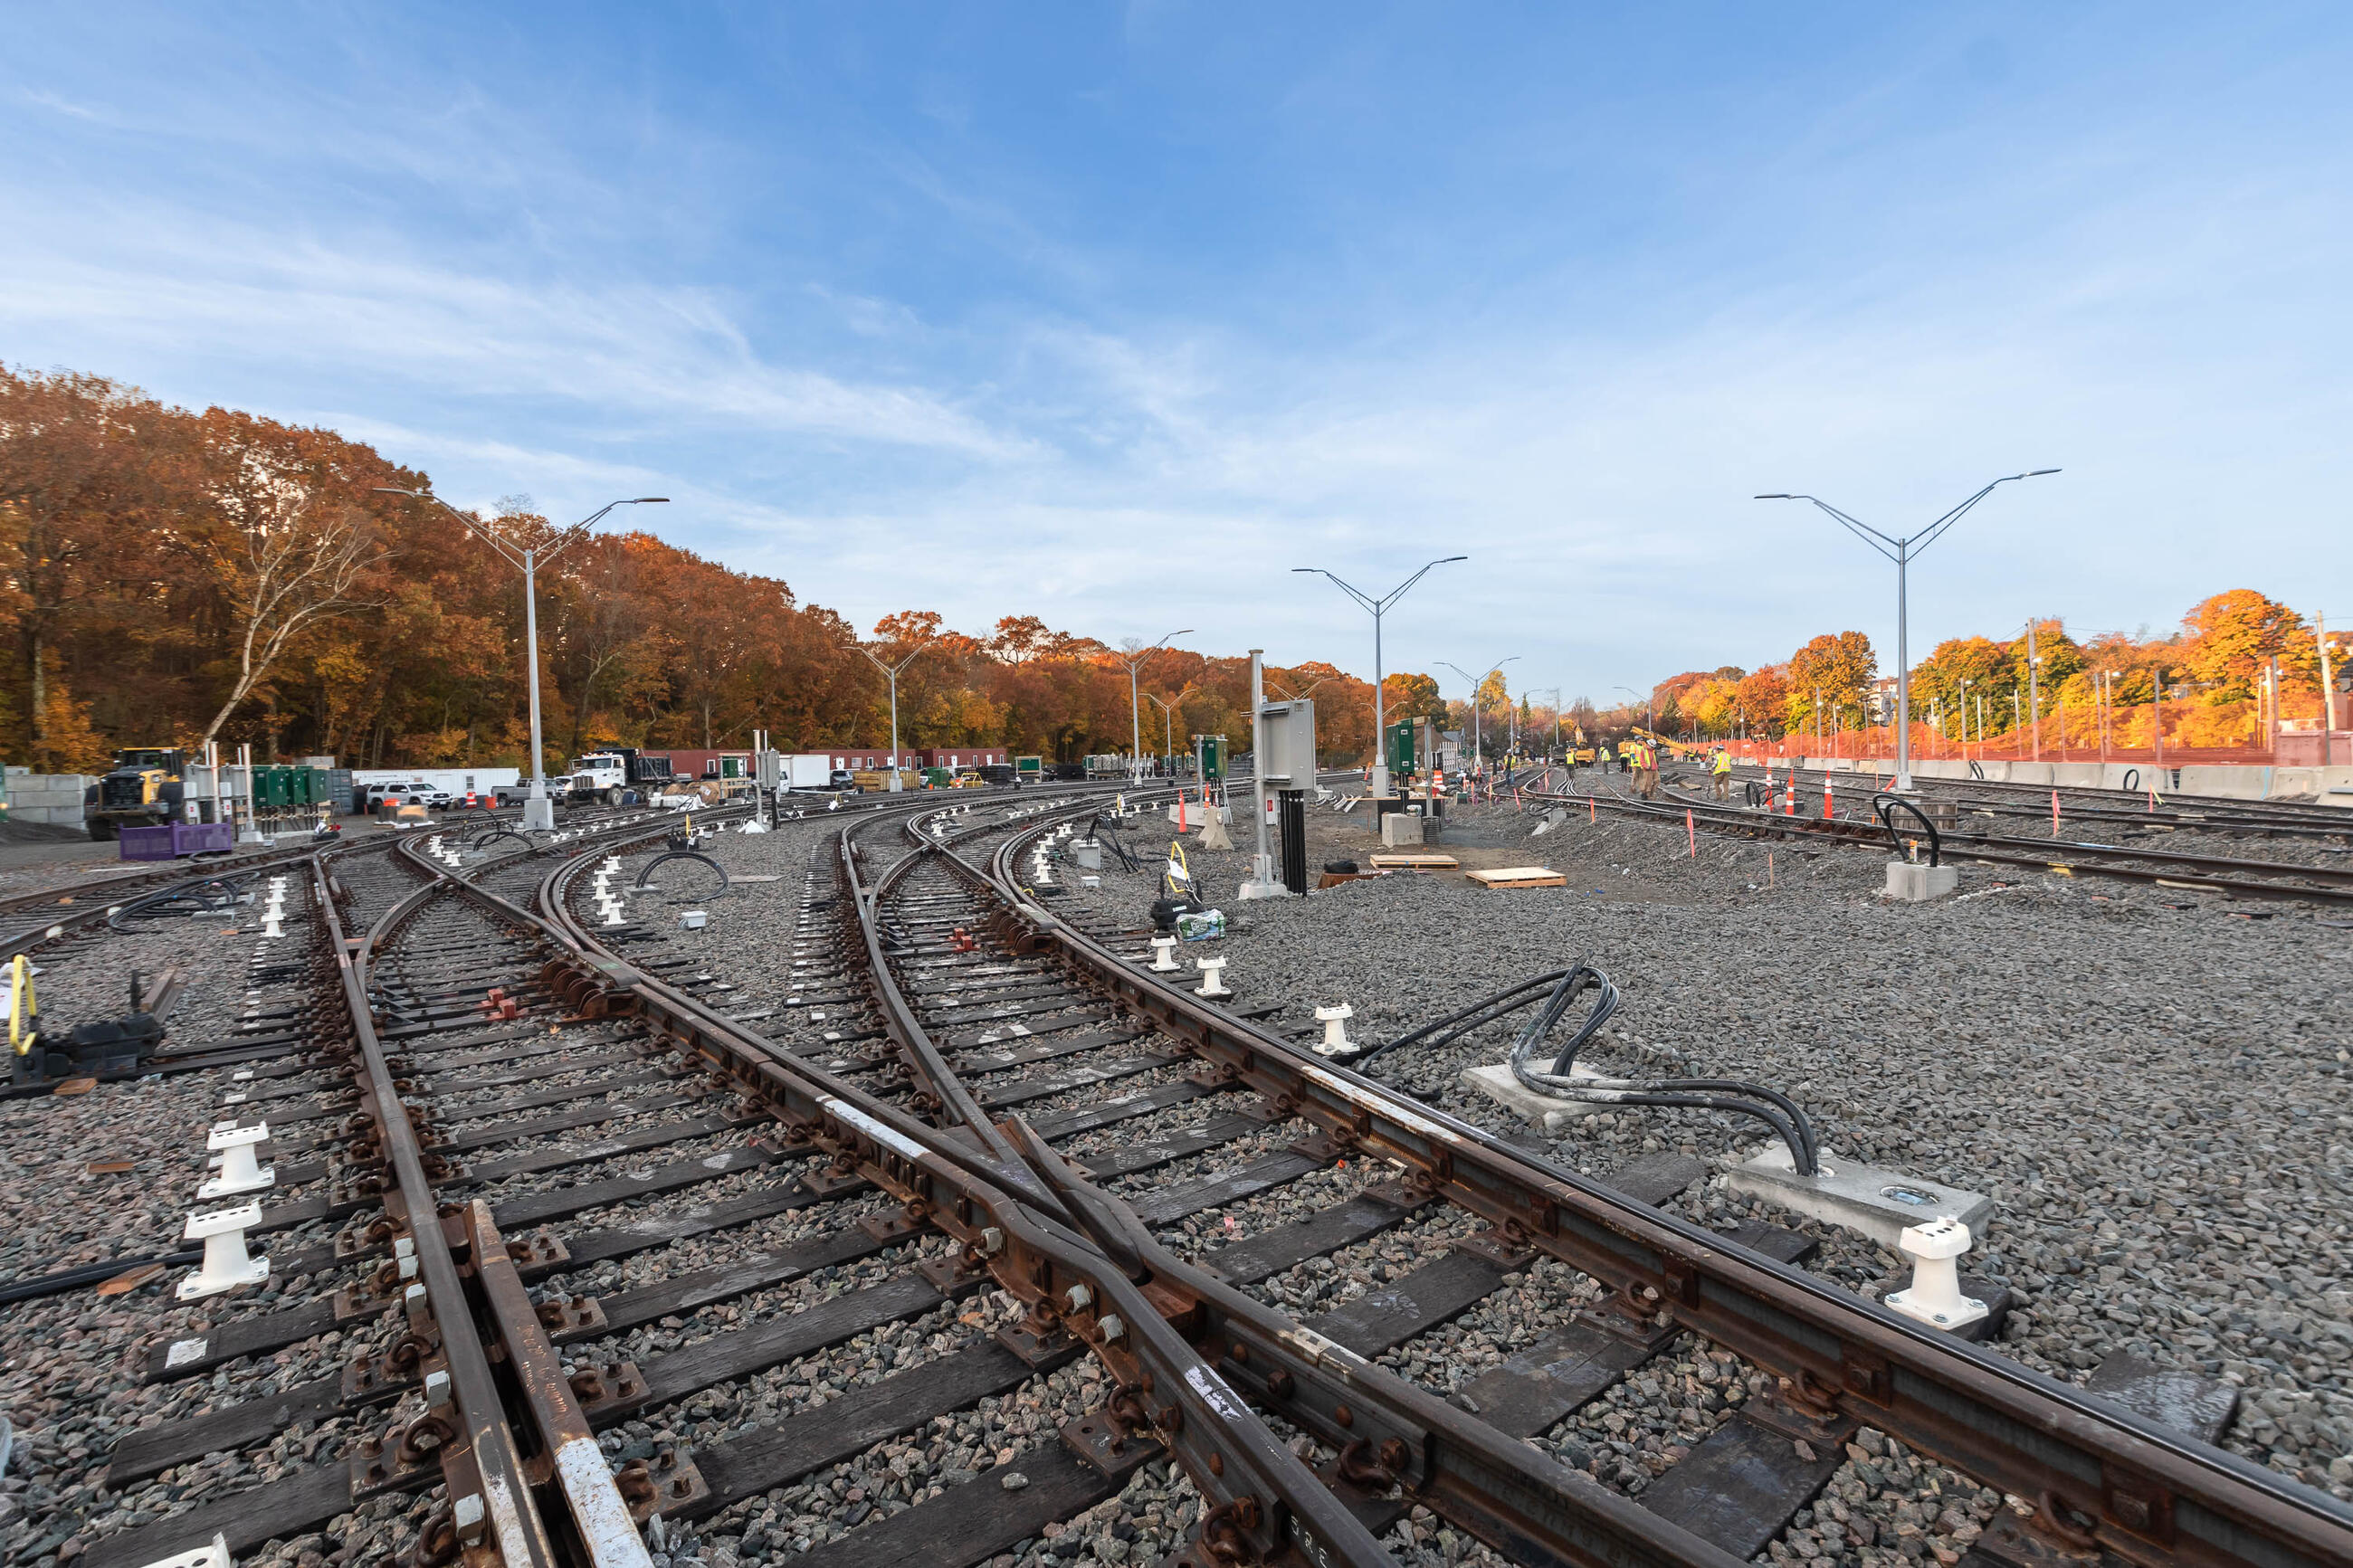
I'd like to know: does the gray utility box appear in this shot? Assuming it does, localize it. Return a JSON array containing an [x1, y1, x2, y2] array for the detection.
[[1256, 699, 1317, 786]]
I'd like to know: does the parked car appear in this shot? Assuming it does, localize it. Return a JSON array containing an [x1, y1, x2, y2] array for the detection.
[[828, 768, 861, 792], [361, 781, 452, 813]]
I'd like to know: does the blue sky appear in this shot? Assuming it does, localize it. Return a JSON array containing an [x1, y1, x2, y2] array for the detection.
[[5, 3, 2348, 707]]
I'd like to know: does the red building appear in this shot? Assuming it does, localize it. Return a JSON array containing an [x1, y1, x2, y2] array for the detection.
[[917, 746, 1007, 768]]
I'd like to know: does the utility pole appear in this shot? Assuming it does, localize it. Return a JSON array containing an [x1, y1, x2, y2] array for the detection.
[[1238, 650, 1282, 899], [2026, 619, 2042, 762], [376, 488, 668, 831], [1114, 631, 1192, 784], [1292, 556, 1467, 796], [1756, 470, 2058, 790], [1452, 658, 1519, 777], [858, 638, 932, 792]]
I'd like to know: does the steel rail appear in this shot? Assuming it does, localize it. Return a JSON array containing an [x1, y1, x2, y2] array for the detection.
[[318, 834, 565, 1568], [1724, 763, 2353, 839], [464, 795, 1756, 1568], [1554, 779, 2353, 905], [971, 801, 2353, 1568]]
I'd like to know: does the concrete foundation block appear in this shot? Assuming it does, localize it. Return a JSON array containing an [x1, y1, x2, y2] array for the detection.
[[1461, 1061, 1613, 1132], [1726, 1142, 1992, 1250], [1883, 860, 1959, 901], [1380, 813, 1425, 847]]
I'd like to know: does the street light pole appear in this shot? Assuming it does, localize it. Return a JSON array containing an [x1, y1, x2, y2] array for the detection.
[[1292, 556, 1467, 796], [1144, 686, 1196, 773], [376, 488, 667, 831], [1756, 469, 2058, 791], [856, 641, 932, 791], [1113, 632, 1192, 783], [1444, 658, 1519, 779]]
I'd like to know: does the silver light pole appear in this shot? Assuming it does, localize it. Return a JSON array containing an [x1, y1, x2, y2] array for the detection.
[[857, 641, 932, 792], [1756, 470, 2059, 791], [1443, 657, 1518, 778], [376, 488, 667, 831], [1292, 556, 1467, 796], [1114, 631, 1192, 784]]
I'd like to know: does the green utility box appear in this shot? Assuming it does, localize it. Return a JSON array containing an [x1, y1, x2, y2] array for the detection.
[[720, 756, 742, 778], [1015, 755, 1043, 779], [1198, 735, 1226, 783], [1386, 718, 1416, 777], [254, 765, 291, 809], [291, 766, 319, 806], [922, 767, 951, 787]]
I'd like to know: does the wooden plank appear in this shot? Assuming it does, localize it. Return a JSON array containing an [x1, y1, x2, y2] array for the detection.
[[975, 1052, 1176, 1110], [1639, 1411, 1847, 1560], [635, 1273, 946, 1413], [1129, 1151, 1324, 1228], [573, 1230, 892, 1341], [1453, 1320, 1656, 1439], [145, 1299, 338, 1382], [1076, 1113, 1261, 1182], [109, 1374, 343, 1485], [1022, 1079, 1218, 1141], [686, 1342, 1059, 1518], [2083, 1350, 2240, 1445], [786, 1442, 1140, 1568], [1465, 866, 1566, 889], [1306, 1250, 1504, 1357], [1200, 1192, 1427, 1286], [81, 1460, 357, 1568], [1368, 852, 1459, 869]]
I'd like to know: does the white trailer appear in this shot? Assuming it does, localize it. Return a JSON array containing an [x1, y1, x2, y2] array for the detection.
[[353, 767, 520, 808], [786, 754, 839, 789]]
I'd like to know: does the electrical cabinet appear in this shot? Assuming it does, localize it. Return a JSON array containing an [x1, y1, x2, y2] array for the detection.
[[1257, 699, 1317, 786]]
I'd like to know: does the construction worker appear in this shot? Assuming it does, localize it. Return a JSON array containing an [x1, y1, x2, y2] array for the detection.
[[1711, 746, 1732, 801]]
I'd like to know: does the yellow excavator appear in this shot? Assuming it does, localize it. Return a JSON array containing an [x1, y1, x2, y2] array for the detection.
[[82, 747, 187, 841]]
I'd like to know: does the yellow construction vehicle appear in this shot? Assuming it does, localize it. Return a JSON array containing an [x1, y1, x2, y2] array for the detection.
[[83, 747, 188, 841], [1630, 727, 1709, 761]]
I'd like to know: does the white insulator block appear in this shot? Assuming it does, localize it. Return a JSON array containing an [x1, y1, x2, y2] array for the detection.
[[199, 1122, 274, 1199], [1196, 955, 1231, 998], [1148, 936, 1179, 972], [1312, 1003, 1356, 1056], [178, 1201, 270, 1299], [1883, 1218, 1988, 1330]]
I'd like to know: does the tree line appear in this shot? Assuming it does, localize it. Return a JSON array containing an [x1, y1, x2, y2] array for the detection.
[[1635, 592, 2339, 747], [0, 366, 1460, 775]]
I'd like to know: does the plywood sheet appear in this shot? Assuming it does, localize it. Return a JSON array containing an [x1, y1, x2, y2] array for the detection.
[[1464, 866, 1566, 889]]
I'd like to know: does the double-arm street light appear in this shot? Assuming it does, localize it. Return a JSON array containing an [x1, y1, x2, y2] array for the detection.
[[1292, 556, 1467, 796], [376, 487, 667, 831], [858, 639, 933, 792], [1114, 631, 1192, 782], [1143, 685, 1198, 772], [1756, 470, 2058, 791], [1615, 683, 1653, 736], [1443, 657, 1518, 774]]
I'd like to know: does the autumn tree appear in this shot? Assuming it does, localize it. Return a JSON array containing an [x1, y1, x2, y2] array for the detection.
[[2179, 590, 2315, 698], [1786, 632, 1877, 730], [188, 413, 386, 747]]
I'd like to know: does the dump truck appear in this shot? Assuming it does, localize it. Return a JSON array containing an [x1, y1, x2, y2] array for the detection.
[[83, 748, 187, 841], [563, 748, 676, 805]]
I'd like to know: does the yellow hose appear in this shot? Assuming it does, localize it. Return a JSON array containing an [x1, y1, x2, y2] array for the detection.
[[7, 954, 34, 1056]]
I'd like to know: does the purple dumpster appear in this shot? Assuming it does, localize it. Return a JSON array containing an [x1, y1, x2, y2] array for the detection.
[[174, 821, 234, 856], [119, 821, 236, 860], [119, 824, 178, 861]]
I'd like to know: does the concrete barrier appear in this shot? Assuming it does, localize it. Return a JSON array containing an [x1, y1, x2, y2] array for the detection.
[[4, 772, 98, 828]]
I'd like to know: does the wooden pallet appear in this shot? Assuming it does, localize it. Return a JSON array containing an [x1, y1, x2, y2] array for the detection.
[[1464, 866, 1566, 889], [1368, 852, 1459, 870]]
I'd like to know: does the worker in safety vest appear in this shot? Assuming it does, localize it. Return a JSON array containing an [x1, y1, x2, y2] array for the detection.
[[1643, 740, 1661, 799], [1710, 746, 1732, 801]]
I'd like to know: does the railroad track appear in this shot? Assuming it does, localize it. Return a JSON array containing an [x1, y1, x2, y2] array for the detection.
[[1709, 763, 2353, 845], [1521, 769, 2353, 906], [17, 782, 2350, 1568]]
